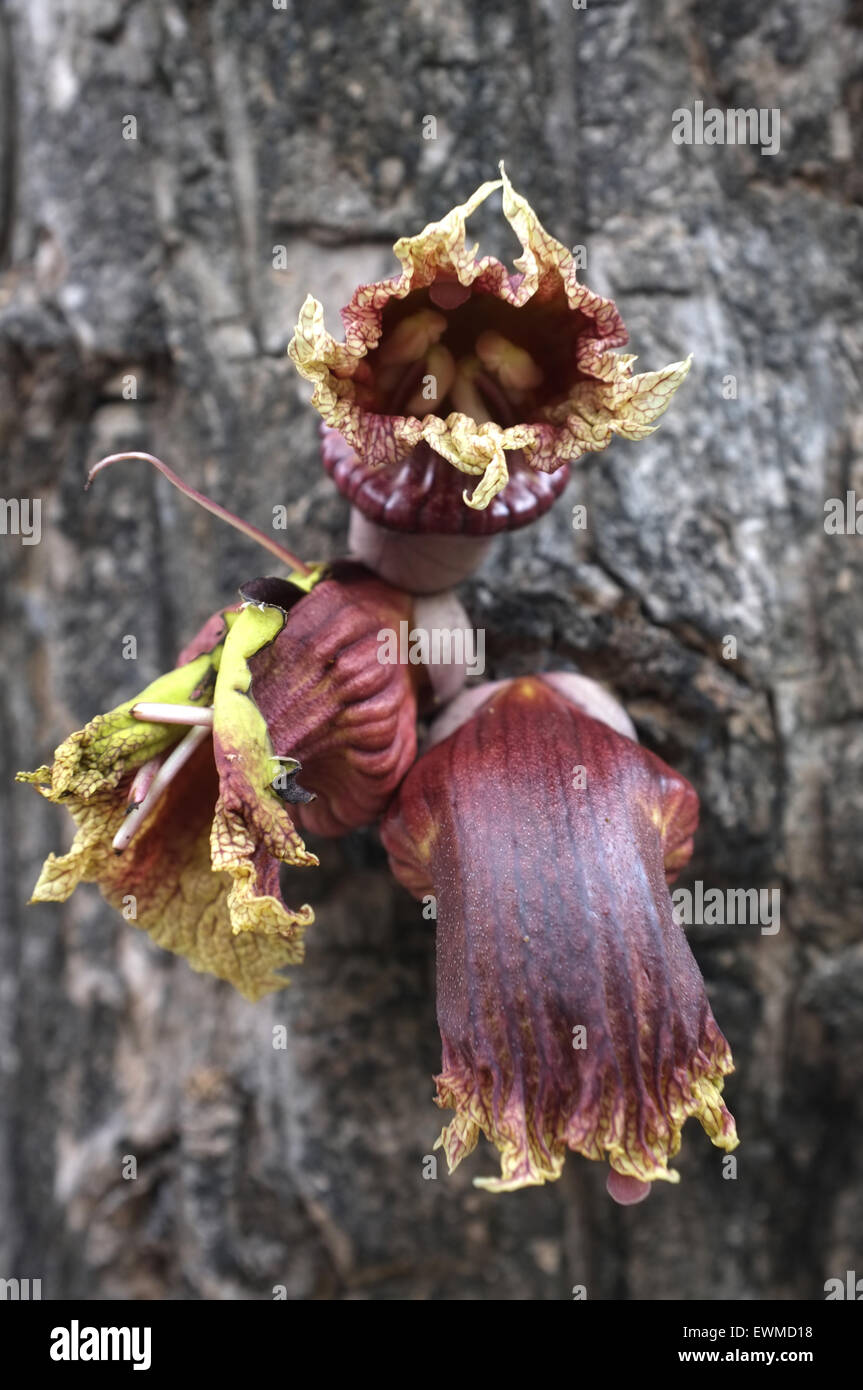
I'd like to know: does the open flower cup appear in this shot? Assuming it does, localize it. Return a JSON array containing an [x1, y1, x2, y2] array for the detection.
[[290, 165, 691, 534]]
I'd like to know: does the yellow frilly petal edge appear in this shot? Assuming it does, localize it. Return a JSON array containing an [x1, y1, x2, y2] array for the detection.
[[434, 1048, 738, 1193], [288, 164, 692, 508], [17, 595, 321, 1000], [210, 601, 318, 943]]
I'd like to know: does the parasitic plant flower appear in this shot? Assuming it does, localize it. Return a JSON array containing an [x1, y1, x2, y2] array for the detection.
[[290, 165, 691, 560], [380, 674, 738, 1198], [17, 454, 419, 1001]]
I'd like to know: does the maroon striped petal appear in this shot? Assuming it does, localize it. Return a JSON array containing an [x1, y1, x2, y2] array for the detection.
[[247, 563, 418, 836], [380, 675, 738, 1193]]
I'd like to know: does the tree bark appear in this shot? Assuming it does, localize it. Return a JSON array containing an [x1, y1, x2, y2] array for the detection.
[[1, 0, 861, 1299]]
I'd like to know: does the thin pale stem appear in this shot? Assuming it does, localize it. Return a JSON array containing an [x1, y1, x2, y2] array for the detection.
[[113, 725, 210, 853], [127, 751, 168, 808], [87, 452, 310, 575], [131, 702, 214, 727]]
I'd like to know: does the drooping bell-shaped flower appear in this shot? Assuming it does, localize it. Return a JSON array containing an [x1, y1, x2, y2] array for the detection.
[[290, 165, 691, 535], [380, 674, 738, 1198], [17, 456, 419, 1000]]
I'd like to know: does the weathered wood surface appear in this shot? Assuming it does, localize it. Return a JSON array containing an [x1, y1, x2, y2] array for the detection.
[[1, 0, 861, 1299]]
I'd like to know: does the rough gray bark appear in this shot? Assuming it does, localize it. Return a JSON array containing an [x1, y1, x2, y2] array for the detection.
[[1, 0, 862, 1300]]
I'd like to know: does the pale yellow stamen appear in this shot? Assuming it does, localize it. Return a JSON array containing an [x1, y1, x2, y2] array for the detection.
[[403, 344, 457, 417], [112, 725, 211, 853], [475, 330, 544, 391], [132, 702, 214, 727], [127, 753, 165, 808], [449, 357, 493, 424], [376, 309, 448, 366]]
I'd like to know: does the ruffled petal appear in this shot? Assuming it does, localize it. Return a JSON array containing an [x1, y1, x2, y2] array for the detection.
[[210, 597, 318, 942], [245, 565, 418, 836], [23, 737, 307, 1001], [290, 166, 690, 512], [17, 646, 222, 803], [20, 565, 418, 998], [18, 589, 319, 999]]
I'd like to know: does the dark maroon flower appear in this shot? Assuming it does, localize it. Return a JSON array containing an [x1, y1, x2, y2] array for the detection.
[[380, 674, 738, 1196]]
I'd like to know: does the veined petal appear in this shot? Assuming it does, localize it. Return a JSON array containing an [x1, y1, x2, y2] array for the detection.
[[26, 736, 304, 1001], [210, 598, 318, 940], [19, 563, 415, 998], [290, 165, 689, 515], [245, 564, 418, 836], [381, 676, 737, 1192], [522, 355, 693, 473], [16, 645, 225, 804], [18, 579, 323, 1000]]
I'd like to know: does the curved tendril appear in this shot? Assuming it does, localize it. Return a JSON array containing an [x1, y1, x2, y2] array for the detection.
[[86, 452, 310, 576]]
